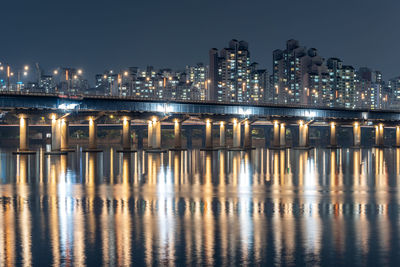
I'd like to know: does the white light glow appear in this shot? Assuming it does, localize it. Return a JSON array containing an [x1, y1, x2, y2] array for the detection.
[[58, 103, 78, 110], [239, 108, 252, 115], [157, 104, 174, 113]]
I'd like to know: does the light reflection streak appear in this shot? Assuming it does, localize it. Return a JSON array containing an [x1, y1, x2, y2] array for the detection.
[[373, 148, 390, 259], [17, 155, 32, 267], [157, 154, 175, 265], [58, 155, 73, 265], [0, 185, 15, 267], [352, 149, 369, 260], [115, 154, 132, 266], [238, 152, 253, 262], [203, 151, 214, 265], [302, 150, 321, 262]]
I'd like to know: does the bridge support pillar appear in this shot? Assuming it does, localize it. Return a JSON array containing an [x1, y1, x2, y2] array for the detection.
[[19, 117, 29, 151], [353, 122, 361, 147], [186, 128, 192, 149], [219, 121, 226, 148], [329, 122, 337, 147], [205, 119, 213, 149], [273, 121, 280, 147], [298, 121, 309, 148], [396, 126, 400, 147], [51, 116, 60, 150], [148, 118, 161, 149], [375, 123, 384, 147], [137, 128, 143, 149], [50, 116, 70, 152], [174, 120, 182, 149], [273, 121, 286, 148], [89, 118, 98, 150], [280, 123, 286, 147], [122, 118, 131, 150], [243, 120, 252, 149], [60, 119, 69, 151], [264, 126, 269, 148], [232, 119, 241, 148]]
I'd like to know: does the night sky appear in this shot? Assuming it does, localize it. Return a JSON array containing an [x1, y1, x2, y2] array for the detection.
[[1, 0, 400, 82]]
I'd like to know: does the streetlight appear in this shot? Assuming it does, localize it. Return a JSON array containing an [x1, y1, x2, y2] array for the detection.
[[6, 65, 11, 90], [53, 69, 60, 92], [17, 65, 29, 92]]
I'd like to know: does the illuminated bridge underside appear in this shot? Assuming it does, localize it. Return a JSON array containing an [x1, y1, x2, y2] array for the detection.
[[0, 94, 400, 123]]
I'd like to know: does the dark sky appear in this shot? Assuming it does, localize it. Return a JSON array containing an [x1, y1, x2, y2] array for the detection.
[[1, 0, 400, 82]]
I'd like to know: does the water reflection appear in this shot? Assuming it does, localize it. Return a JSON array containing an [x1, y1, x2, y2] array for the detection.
[[0, 147, 399, 265]]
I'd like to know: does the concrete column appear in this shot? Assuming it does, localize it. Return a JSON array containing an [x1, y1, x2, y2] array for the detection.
[[60, 119, 69, 151], [244, 120, 252, 149], [330, 122, 337, 146], [353, 122, 361, 147], [201, 128, 206, 147], [219, 121, 226, 148], [375, 123, 384, 147], [279, 123, 286, 147], [174, 120, 182, 148], [51, 117, 69, 151], [186, 128, 192, 149], [122, 118, 131, 150], [396, 126, 400, 147], [264, 126, 269, 148], [233, 119, 241, 148], [137, 128, 143, 149], [205, 119, 213, 149], [273, 121, 280, 147], [51, 116, 60, 150], [19, 117, 29, 151], [89, 118, 97, 150], [298, 121, 309, 147]]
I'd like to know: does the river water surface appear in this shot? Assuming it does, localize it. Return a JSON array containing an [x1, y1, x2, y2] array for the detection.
[[0, 147, 399, 266]]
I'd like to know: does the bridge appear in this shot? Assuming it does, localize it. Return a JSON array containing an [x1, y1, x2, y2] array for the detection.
[[0, 92, 399, 153]]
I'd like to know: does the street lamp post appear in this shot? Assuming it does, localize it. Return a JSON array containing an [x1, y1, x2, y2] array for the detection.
[[53, 69, 60, 93]]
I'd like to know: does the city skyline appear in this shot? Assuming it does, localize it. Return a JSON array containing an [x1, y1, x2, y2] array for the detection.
[[2, 38, 397, 112]]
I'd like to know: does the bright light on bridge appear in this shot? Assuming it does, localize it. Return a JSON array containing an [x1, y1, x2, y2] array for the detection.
[[58, 103, 78, 110], [157, 104, 174, 113], [239, 108, 252, 116]]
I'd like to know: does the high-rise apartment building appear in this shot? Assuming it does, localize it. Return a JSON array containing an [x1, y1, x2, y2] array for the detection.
[[249, 63, 269, 103], [326, 58, 356, 108], [355, 67, 384, 109], [273, 40, 326, 105], [209, 39, 251, 102], [185, 63, 208, 100]]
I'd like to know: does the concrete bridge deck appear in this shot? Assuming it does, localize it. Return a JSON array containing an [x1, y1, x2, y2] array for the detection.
[[0, 92, 398, 152], [0, 92, 399, 123]]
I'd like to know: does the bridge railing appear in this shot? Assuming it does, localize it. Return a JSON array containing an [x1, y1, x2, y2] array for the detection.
[[0, 90, 398, 113]]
